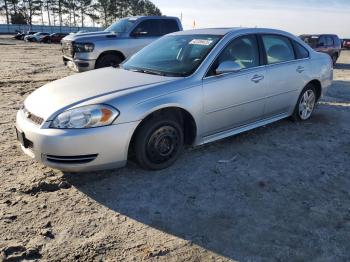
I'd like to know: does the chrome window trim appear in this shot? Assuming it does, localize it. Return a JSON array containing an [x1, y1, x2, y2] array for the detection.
[[203, 64, 266, 80]]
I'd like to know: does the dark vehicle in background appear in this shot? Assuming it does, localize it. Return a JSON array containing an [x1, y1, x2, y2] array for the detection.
[[342, 39, 350, 49], [14, 31, 37, 40], [13, 32, 25, 40], [24, 32, 50, 42], [300, 34, 341, 65], [40, 33, 69, 43]]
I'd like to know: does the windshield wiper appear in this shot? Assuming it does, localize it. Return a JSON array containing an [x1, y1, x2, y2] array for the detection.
[[128, 68, 166, 76], [125, 67, 187, 77]]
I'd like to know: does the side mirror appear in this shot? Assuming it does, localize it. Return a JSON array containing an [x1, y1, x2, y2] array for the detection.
[[215, 61, 242, 75], [317, 42, 325, 47]]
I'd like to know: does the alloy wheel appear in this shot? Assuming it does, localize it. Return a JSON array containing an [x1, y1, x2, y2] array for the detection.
[[298, 89, 316, 120]]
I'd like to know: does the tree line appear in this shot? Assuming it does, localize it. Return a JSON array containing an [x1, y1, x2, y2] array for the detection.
[[0, 0, 162, 27]]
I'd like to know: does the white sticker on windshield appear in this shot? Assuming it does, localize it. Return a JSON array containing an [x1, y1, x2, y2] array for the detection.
[[189, 39, 213, 46]]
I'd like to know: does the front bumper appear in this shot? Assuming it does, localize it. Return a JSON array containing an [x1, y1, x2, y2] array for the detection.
[[63, 56, 96, 72], [16, 110, 140, 172]]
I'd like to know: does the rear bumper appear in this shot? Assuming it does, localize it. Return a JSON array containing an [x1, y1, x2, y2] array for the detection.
[[16, 110, 140, 172], [63, 56, 95, 72]]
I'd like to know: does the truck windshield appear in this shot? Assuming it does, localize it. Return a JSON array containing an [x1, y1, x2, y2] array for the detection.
[[105, 18, 136, 33], [122, 34, 222, 77]]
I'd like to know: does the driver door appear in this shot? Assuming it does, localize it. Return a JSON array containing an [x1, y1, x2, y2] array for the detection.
[[202, 34, 266, 136]]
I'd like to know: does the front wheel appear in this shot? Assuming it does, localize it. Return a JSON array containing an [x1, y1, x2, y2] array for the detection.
[[292, 84, 317, 121], [134, 116, 184, 170], [95, 53, 123, 69]]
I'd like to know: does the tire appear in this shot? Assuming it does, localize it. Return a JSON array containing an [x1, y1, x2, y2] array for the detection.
[[95, 53, 123, 69], [292, 84, 317, 121], [134, 115, 184, 170], [331, 54, 338, 65]]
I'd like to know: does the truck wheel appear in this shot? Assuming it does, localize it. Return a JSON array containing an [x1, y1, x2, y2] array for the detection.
[[331, 54, 338, 65], [95, 53, 123, 69]]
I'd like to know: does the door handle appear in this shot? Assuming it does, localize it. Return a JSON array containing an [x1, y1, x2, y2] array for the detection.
[[251, 74, 264, 83], [296, 66, 305, 73]]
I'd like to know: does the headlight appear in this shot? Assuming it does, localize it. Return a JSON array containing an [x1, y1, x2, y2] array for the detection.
[[51, 105, 119, 129], [74, 42, 94, 52]]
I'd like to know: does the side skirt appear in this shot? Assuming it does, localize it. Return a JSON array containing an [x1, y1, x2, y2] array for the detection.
[[198, 113, 290, 146]]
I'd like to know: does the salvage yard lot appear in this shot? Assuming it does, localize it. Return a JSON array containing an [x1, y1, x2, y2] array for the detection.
[[0, 35, 350, 261]]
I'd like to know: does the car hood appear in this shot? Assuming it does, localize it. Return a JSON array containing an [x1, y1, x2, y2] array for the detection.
[[63, 31, 119, 42], [24, 68, 175, 121]]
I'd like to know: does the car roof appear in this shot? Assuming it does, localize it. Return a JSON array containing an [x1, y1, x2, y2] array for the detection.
[[300, 34, 339, 37], [127, 15, 180, 20], [170, 27, 295, 36]]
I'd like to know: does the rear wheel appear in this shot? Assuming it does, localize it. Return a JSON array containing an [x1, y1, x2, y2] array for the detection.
[[95, 53, 123, 69], [331, 54, 338, 65], [292, 84, 317, 121], [134, 115, 184, 170]]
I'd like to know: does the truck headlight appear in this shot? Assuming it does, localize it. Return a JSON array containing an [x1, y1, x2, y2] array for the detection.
[[51, 105, 119, 129], [74, 42, 94, 52]]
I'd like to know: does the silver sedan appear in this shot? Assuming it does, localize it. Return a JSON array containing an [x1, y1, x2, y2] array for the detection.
[[16, 28, 333, 171]]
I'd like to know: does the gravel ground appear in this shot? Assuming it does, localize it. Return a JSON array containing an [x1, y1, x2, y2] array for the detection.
[[0, 35, 350, 262]]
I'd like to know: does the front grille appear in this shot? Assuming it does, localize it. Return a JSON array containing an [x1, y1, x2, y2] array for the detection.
[[45, 154, 98, 164], [23, 107, 44, 125], [62, 41, 74, 57]]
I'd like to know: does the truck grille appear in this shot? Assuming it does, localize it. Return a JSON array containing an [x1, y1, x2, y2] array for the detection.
[[23, 107, 44, 125], [62, 41, 74, 57]]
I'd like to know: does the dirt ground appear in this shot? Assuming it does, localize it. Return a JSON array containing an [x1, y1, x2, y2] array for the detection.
[[0, 35, 349, 262]]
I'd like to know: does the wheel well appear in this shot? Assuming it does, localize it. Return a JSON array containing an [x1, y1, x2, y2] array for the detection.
[[308, 80, 322, 101], [128, 107, 197, 157], [96, 50, 125, 65]]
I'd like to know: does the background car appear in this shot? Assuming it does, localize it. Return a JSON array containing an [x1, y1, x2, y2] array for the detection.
[[342, 39, 350, 49], [40, 33, 69, 44], [16, 28, 332, 172], [24, 32, 50, 42], [14, 31, 37, 40], [300, 34, 341, 65]]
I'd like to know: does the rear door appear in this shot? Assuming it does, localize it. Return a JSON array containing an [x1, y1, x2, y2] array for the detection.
[[316, 35, 328, 53], [261, 34, 308, 117], [326, 36, 335, 55]]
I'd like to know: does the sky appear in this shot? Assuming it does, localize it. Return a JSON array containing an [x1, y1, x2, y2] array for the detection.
[[153, 0, 350, 37]]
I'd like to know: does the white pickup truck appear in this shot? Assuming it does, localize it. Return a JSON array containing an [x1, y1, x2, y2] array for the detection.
[[61, 16, 183, 72]]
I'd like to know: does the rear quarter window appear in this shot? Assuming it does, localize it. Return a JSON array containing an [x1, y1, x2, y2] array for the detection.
[[293, 41, 309, 59]]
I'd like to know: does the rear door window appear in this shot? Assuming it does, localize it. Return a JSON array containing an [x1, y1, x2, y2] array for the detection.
[[132, 19, 162, 37], [262, 35, 295, 64], [326, 36, 334, 47], [161, 19, 180, 35], [318, 36, 326, 47]]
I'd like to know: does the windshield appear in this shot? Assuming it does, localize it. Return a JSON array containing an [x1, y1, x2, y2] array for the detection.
[[105, 18, 136, 33], [300, 35, 319, 48], [122, 34, 222, 77]]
